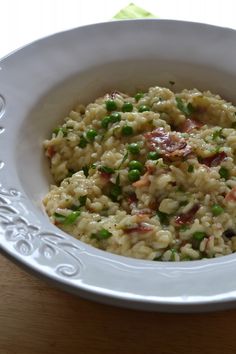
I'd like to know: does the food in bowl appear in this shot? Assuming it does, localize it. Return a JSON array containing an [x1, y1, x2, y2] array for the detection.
[[43, 85, 236, 261]]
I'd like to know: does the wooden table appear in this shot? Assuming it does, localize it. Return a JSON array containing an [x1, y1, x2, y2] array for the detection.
[[1, 253, 236, 354]]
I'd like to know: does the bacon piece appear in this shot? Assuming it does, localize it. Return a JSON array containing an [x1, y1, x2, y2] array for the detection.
[[201, 152, 227, 167], [99, 172, 112, 180], [127, 193, 138, 204], [225, 187, 236, 202], [123, 223, 153, 234], [46, 146, 55, 158], [133, 209, 154, 217], [179, 118, 203, 133], [175, 204, 200, 225], [132, 171, 150, 188], [144, 127, 192, 159]]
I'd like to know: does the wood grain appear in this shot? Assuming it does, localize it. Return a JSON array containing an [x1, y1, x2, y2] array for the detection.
[[1, 253, 236, 354]]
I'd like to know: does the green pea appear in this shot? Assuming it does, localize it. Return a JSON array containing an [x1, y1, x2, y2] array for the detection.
[[211, 204, 224, 216], [192, 231, 207, 250], [78, 136, 88, 148], [110, 112, 121, 123], [128, 160, 143, 171], [219, 166, 229, 180], [101, 116, 111, 129], [105, 99, 117, 111], [128, 169, 141, 182], [192, 231, 207, 241], [86, 129, 97, 141], [135, 92, 144, 102], [147, 151, 159, 160], [121, 125, 133, 136], [127, 143, 140, 155], [138, 105, 150, 112], [122, 102, 133, 112]]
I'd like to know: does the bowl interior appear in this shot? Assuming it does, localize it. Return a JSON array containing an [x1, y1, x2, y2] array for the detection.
[[15, 58, 236, 213]]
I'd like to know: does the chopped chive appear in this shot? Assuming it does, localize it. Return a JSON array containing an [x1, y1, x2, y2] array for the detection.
[[115, 174, 120, 186], [78, 135, 88, 148], [212, 129, 223, 140], [82, 165, 89, 177], [179, 200, 188, 207], [219, 166, 229, 180], [188, 165, 194, 173], [79, 195, 87, 207], [157, 210, 169, 225], [176, 97, 194, 116], [179, 224, 190, 232], [169, 81, 175, 85], [110, 184, 122, 202], [170, 248, 177, 261], [153, 256, 162, 261], [70, 204, 81, 211], [53, 127, 68, 137], [91, 228, 112, 240], [118, 152, 129, 168], [176, 186, 185, 192], [67, 169, 75, 177], [98, 166, 115, 174], [54, 211, 80, 225]]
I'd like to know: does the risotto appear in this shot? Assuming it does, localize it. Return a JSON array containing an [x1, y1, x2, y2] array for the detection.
[[43, 85, 236, 261]]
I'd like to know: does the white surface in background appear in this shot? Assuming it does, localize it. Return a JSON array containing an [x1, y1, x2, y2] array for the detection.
[[1, 0, 236, 58]]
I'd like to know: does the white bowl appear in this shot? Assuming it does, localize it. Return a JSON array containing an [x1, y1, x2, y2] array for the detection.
[[1, 19, 236, 312]]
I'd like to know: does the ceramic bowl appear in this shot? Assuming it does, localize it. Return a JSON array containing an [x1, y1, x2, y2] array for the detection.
[[1, 20, 236, 312]]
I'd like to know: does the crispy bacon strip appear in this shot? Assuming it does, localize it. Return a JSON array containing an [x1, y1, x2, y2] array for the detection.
[[179, 118, 203, 133], [144, 127, 192, 159], [201, 152, 227, 167], [123, 223, 153, 234], [225, 187, 236, 202], [175, 204, 200, 225], [46, 146, 55, 158], [99, 172, 112, 180], [132, 171, 150, 188], [127, 193, 138, 204]]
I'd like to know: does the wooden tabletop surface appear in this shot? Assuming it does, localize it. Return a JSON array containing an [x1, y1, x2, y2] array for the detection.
[[1, 253, 236, 354]]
